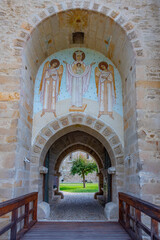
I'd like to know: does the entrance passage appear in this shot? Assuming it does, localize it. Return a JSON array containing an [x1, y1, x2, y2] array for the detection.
[[50, 192, 106, 221], [22, 222, 131, 240]]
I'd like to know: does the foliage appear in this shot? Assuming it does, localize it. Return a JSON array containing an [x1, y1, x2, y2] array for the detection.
[[60, 183, 98, 193], [70, 155, 98, 188]]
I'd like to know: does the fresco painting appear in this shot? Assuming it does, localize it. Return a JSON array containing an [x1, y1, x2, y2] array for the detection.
[[34, 48, 123, 119], [59, 10, 89, 30], [64, 50, 95, 112], [39, 59, 63, 117], [95, 61, 116, 119]]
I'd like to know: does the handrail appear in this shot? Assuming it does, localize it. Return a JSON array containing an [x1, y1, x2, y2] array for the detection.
[[119, 192, 160, 240], [0, 192, 38, 240]]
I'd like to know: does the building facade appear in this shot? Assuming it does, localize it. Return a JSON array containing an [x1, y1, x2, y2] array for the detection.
[[0, 0, 160, 220]]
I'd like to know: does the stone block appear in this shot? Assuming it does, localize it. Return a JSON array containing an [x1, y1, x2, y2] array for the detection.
[[104, 202, 118, 221], [60, 117, 69, 126], [108, 167, 116, 175], [1, 153, 15, 169], [39, 166, 48, 174], [0, 92, 20, 101], [37, 201, 50, 219], [50, 121, 60, 131]]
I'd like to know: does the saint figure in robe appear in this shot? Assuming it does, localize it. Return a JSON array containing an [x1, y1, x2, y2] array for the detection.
[[95, 61, 116, 119], [63, 50, 95, 112], [39, 59, 63, 117]]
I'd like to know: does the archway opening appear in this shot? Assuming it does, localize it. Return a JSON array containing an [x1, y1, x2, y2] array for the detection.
[[42, 142, 112, 221], [32, 114, 123, 220], [59, 151, 99, 193], [40, 129, 113, 203]]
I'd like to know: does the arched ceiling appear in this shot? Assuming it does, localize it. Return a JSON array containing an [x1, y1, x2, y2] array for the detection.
[[22, 8, 137, 84]]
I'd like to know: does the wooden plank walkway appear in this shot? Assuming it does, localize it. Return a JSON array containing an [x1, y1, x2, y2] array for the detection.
[[21, 222, 131, 240]]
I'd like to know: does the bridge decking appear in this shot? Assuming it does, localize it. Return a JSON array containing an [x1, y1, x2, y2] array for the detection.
[[21, 222, 131, 240]]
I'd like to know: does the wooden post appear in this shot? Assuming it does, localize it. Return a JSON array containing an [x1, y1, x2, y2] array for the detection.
[[33, 194, 38, 221], [10, 209, 18, 240], [151, 219, 158, 240], [119, 197, 123, 225], [24, 203, 29, 229], [135, 209, 142, 240], [125, 203, 130, 229]]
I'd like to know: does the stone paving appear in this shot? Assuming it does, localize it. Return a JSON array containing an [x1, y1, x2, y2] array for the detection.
[[49, 192, 107, 221]]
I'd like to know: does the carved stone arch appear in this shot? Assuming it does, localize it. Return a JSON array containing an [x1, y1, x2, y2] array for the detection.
[[31, 113, 124, 203], [54, 144, 104, 172], [32, 113, 123, 166], [15, 1, 143, 64], [48, 143, 106, 203], [13, 0, 143, 99], [10, 0, 143, 207]]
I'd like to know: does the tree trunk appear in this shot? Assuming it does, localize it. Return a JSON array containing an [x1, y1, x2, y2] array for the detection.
[[82, 173, 85, 188]]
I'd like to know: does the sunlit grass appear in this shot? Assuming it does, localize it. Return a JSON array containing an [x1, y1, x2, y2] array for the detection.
[[60, 183, 98, 193]]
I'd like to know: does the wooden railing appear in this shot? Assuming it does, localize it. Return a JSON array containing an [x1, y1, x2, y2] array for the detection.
[[119, 192, 160, 240], [0, 192, 38, 240]]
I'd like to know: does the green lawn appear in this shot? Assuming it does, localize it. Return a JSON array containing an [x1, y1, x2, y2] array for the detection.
[[60, 183, 98, 193]]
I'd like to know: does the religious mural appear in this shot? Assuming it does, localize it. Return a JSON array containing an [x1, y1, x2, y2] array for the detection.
[[95, 62, 116, 118], [33, 48, 123, 119], [64, 50, 95, 112], [39, 59, 63, 117]]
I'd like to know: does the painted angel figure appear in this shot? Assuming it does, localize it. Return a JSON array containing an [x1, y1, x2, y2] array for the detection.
[[95, 61, 116, 119], [39, 59, 63, 117], [63, 50, 95, 112]]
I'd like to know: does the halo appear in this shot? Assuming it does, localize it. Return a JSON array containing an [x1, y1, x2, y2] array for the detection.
[[98, 61, 108, 70], [73, 50, 85, 61], [50, 59, 60, 68]]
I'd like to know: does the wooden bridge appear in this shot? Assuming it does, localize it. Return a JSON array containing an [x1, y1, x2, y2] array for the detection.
[[0, 192, 160, 240]]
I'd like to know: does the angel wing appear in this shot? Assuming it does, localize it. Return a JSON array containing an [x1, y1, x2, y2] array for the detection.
[[95, 67, 101, 96], [109, 64, 116, 99], [57, 65, 63, 94], [39, 61, 50, 93]]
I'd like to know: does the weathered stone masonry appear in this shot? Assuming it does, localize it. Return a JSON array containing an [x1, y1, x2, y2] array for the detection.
[[0, 0, 160, 210]]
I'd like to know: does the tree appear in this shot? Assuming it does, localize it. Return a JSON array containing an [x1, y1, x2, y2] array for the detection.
[[70, 155, 98, 188]]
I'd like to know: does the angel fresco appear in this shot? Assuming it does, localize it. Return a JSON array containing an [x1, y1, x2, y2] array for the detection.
[[63, 50, 95, 112], [95, 61, 116, 119], [39, 59, 63, 117]]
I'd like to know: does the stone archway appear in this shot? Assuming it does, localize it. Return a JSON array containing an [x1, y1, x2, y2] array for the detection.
[[48, 134, 108, 202], [47, 143, 105, 202], [0, 0, 146, 208], [11, 1, 143, 204], [31, 113, 124, 209], [55, 144, 103, 172]]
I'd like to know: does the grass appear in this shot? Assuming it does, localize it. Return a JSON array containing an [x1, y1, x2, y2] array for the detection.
[[60, 183, 98, 193]]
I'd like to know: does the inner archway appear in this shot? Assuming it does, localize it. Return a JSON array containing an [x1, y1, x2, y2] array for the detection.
[[44, 134, 111, 204], [59, 150, 99, 190], [41, 128, 114, 221], [49, 147, 107, 221], [53, 145, 104, 201]]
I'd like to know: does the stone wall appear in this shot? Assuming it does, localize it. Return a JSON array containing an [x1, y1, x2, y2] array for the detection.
[[0, 0, 159, 207]]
